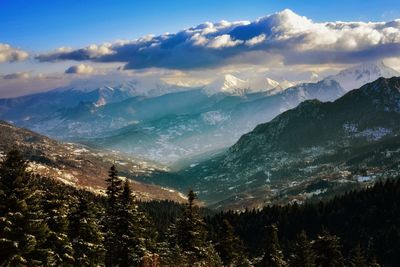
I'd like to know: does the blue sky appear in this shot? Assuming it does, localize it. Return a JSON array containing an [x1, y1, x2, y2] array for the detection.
[[0, 0, 400, 98], [1, 0, 400, 52]]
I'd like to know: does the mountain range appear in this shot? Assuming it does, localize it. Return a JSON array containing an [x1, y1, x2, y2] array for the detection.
[[0, 62, 397, 165], [179, 76, 400, 209], [0, 62, 400, 209]]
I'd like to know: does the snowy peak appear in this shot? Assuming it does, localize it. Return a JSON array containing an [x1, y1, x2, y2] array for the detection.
[[326, 61, 400, 92], [265, 77, 280, 89], [205, 74, 248, 95], [205, 74, 297, 96]]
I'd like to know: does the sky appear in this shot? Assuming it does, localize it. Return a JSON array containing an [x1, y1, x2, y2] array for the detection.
[[1, 0, 400, 97]]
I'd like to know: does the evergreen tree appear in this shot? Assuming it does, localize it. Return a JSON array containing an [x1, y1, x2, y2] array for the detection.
[[215, 219, 243, 266], [290, 230, 315, 267], [260, 224, 287, 267], [42, 191, 74, 266], [69, 195, 105, 266], [0, 149, 51, 266], [158, 224, 190, 266], [103, 165, 123, 266], [313, 229, 345, 267], [115, 179, 146, 266], [349, 244, 366, 267], [174, 189, 222, 266]]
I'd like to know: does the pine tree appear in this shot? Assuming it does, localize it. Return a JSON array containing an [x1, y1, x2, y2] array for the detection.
[[158, 224, 189, 266], [41, 191, 74, 266], [114, 179, 145, 266], [260, 224, 287, 267], [0, 149, 51, 266], [103, 165, 123, 266], [290, 230, 315, 267], [174, 189, 221, 266], [313, 229, 345, 267], [349, 244, 366, 267], [68, 195, 105, 266], [215, 219, 243, 266]]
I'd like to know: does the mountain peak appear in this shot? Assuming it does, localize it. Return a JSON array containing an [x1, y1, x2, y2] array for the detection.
[[326, 61, 400, 91], [205, 74, 248, 95]]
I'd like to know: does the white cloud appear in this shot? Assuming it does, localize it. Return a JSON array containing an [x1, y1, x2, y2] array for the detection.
[[0, 43, 29, 63], [35, 9, 400, 70], [207, 34, 243, 48], [245, 34, 266, 46], [65, 64, 95, 74]]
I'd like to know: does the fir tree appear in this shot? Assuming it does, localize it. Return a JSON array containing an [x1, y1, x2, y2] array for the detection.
[[313, 229, 345, 267], [174, 189, 221, 266], [260, 224, 287, 267], [215, 219, 243, 266], [0, 149, 51, 266], [349, 244, 366, 267], [290, 230, 315, 267], [69, 195, 105, 266], [42, 191, 74, 266], [103, 165, 123, 266], [158, 224, 189, 266], [114, 179, 145, 266]]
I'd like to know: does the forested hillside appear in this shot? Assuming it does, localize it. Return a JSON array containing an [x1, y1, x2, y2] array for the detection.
[[1, 149, 399, 266]]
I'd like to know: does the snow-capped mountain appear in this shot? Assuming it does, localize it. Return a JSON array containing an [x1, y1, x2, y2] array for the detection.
[[205, 74, 248, 95], [1, 61, 398, 165], [205, 74, 295, 96], [247, 76, 280, 92], [325, 61, 399, 91]]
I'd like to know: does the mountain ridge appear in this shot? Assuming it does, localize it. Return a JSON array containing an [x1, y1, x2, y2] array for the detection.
[[179, 76, 400, 209], [0, 120, 186, 202]]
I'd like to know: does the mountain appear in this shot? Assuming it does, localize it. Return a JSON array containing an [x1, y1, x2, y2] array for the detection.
[[0, 120, 186, 202], [205, 74, 248, 95], [325, 61, 399, 91], [180, 77, 400, 209], [0, 86, 134, 124], [248, 76, 294, 95], [1, 63, 388, 165], [205, 74, 294, 96], [0, 78, 193, 129], [86, 79, 344, 164]]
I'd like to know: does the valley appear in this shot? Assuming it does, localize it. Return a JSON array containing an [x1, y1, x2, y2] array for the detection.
[[0, 62, 399, 210]]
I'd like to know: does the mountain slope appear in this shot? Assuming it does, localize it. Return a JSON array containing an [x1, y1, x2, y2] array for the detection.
[[0, 121, 186, 202], [181, 77, 400, 208]]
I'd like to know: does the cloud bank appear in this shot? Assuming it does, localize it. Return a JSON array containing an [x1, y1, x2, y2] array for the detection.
[[0, 43, 29, 63], [36, 9, 400, 70]]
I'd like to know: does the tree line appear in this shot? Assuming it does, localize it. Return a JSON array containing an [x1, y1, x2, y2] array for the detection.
[[1, 149, 398, 266]]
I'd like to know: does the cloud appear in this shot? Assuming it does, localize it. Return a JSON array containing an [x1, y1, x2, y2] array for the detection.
[[0, 43, 29, 63], [65, 64, 95, 74], [207, 34, 243, 48], [2, 72, 30, 80], [36, 9, 400, 69]]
